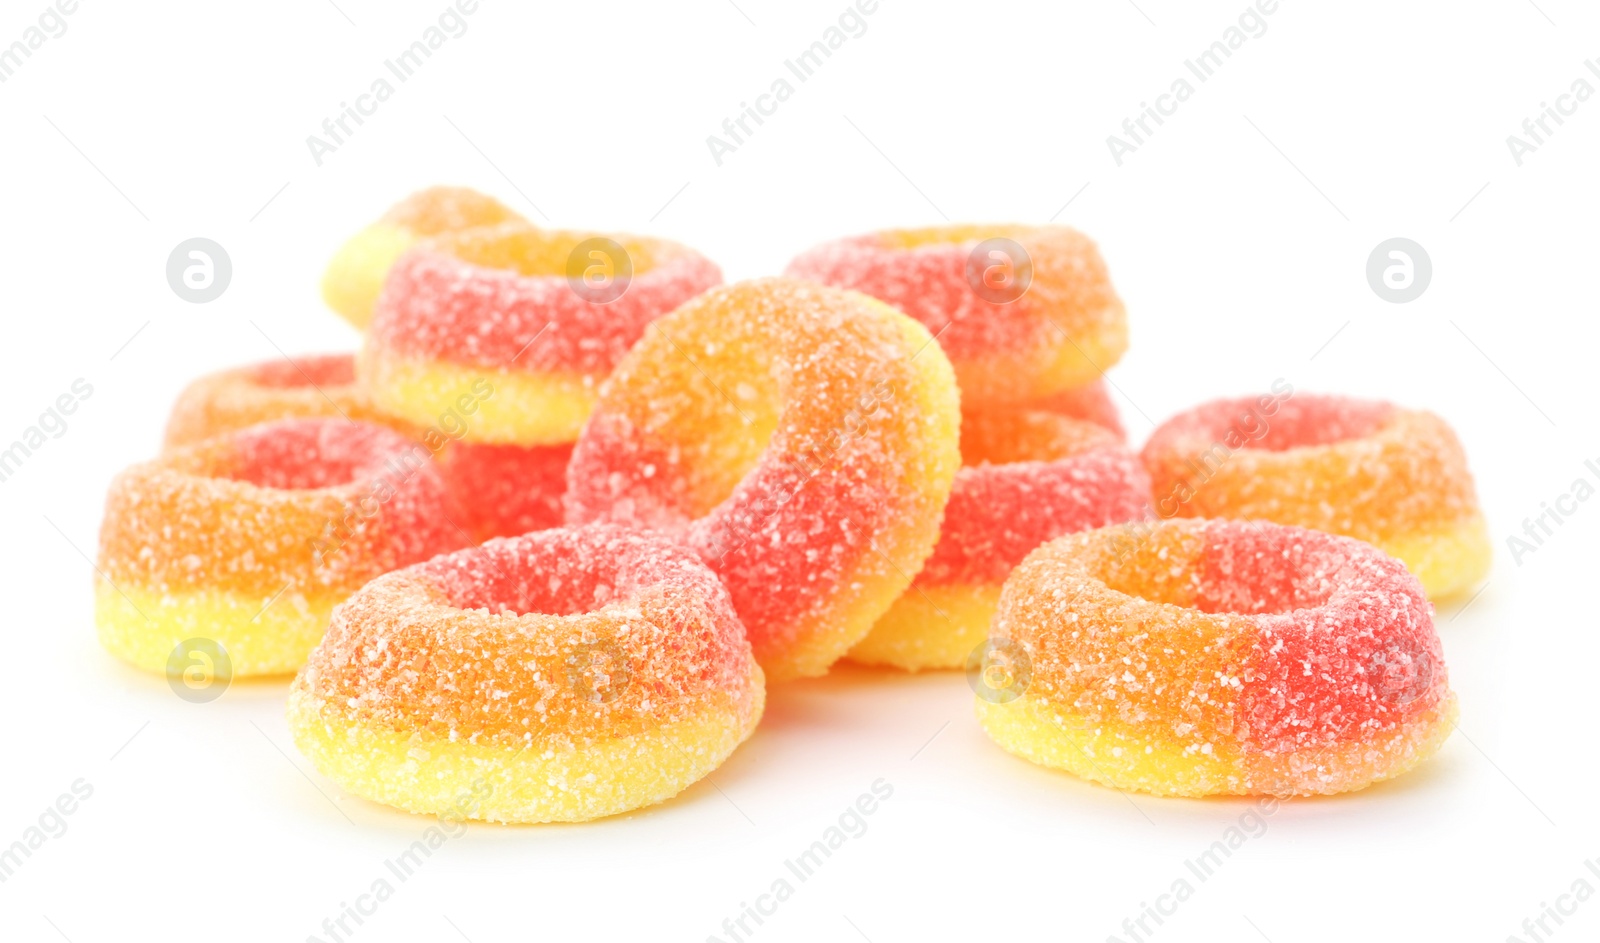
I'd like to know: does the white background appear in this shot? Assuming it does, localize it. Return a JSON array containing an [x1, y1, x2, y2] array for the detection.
[[0, 1, 1596, 941]]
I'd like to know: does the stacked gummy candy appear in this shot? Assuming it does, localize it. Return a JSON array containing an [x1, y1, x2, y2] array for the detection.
[[93, 188, 1486, 820]]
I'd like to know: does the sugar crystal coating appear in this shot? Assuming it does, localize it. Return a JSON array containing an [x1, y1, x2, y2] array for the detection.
[[977, 518, 1457, 797], [849, 409, 1149, 671], [322, 186, 523, 329], [564, 278, 962, 681], [1141, 394, 1491, 599], [288, 524, 764, 823], [96, 418, 466, 676], [785, 225, 1128, 405]]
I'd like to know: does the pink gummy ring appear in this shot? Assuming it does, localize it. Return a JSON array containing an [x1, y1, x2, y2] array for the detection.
[[976, 517, 1457, 797], [785, 224, 1127, 405], [287, 524, 765, 823], [849, 408, 1149, 670], [362, 221, 722, 445], [563, 278, 962, 682]]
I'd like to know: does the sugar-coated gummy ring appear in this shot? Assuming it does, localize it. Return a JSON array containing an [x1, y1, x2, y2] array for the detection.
[[848, 408, 1149, 671], [163, 354, 411, 449], [322, 187, 522, 329], [977, 518, 1457, 797], [785, 225, 1128, 406], [96, 419, 466, 676], [362, 221, 722, 445], [286, 524, 765, 823], [564, 278, 962, 682], [436, 440, 574, 542], [1140, 393, 1491, 600]]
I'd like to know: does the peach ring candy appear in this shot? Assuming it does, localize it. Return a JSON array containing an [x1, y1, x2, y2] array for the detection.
[[564, 278, 961, 682], [976, 518, 1457, 797], [96, 419, 466, 677], [1140, 393, 1491, 600], [163, 353, 407, 449], [784, 225, 1127, 406], [436, 440, 573, 541], [287, 524, 765, 823], [362, 221, 722, 446], [848, 409, 1149, 672], [322, 186, 522, 329]]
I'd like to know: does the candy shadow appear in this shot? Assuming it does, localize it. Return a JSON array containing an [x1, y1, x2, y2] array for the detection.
[[93, 647, 296, 704], [1055, 739, 1468, 826], [760, 661, 964, 727]]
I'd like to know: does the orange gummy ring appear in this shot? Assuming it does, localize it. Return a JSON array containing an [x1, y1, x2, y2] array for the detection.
[[287, 525, 764, 823], [322, 186, 522, 329], [564, 278, 962, 681], [785, 225, 1128, 405], [96, 419, 467, 676], [977, 518, 1457, 797], [163, 354, 409, 449], [362, 221, 722, 445], [1140, 393, 1491, 599], [848, 408, 1149, 671]]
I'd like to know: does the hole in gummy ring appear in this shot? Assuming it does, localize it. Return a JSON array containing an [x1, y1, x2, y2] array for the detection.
[[1091, 520, 1360, 617], [1240, 395, 1394, 452], [208, 421, 395, 491]]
